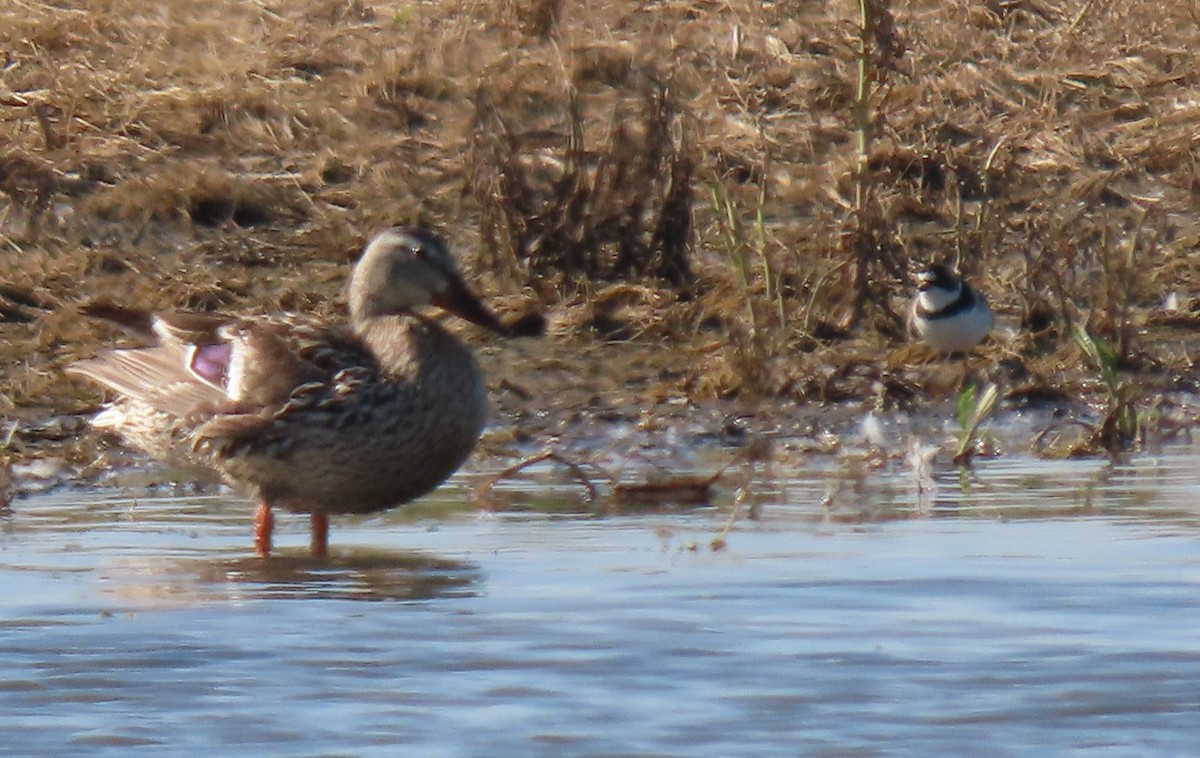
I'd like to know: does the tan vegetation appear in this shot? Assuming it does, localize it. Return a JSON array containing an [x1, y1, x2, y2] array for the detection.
[[3, 0, 1200, 462]]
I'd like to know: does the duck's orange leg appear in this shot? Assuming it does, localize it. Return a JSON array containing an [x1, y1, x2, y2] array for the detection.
[[254, 502, 274, 557], [310, 513, 329, 559]]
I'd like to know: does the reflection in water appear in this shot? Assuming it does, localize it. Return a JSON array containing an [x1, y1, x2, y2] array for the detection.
[[2, 446, 1200, 754], [105, 549, 480, 605]]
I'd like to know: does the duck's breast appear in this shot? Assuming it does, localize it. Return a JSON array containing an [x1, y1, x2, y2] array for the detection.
[[210, 322, 488, 514]]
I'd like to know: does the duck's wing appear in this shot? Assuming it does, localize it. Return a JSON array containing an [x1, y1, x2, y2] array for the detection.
[[69, 306, 371, 422], [68, 305, 234, 418], [191, 317, 383, 442], [68, 345, 233, 418], [214, 316, 374, 408], [77, 303, 228, 343]]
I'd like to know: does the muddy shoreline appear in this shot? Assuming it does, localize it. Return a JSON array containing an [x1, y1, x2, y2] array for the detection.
[[6, 329, 1200, 512]]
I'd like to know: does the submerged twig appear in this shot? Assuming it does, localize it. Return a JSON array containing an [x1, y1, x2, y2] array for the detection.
[[476, 437, 773, 524], [476, 449, 600, 506]]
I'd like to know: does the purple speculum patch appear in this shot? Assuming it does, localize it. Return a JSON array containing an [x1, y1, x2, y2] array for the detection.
[[191, 342, 232, 385]]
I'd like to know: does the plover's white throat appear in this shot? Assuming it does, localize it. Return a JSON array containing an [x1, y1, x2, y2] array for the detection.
[[908, 264, 992, 353]]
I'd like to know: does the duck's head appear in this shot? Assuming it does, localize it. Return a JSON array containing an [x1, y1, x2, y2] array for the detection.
[[349, 227, 507, 334]]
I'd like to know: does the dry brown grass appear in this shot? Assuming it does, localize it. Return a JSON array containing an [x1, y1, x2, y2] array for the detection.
[[469, 47, 694, 291], [3, 0, 1200, 455]]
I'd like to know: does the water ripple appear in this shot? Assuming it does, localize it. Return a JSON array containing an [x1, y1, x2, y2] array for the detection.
[[0, 447, 1198, 755]]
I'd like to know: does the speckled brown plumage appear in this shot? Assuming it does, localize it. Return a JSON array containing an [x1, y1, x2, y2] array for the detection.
[[69, 227, 507, 557]]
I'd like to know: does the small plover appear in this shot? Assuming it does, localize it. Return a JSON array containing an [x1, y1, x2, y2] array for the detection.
[[908, 264, 992, 353]]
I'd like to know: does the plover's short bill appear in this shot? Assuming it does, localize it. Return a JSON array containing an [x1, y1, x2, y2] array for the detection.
[[908, 263, 993, 354]]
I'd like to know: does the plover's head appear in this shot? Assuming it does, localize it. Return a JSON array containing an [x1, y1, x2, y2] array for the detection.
[[914, 263, 960, 294]]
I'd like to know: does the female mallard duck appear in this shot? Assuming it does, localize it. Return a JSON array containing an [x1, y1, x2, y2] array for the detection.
[[69, 227, 507, 558]]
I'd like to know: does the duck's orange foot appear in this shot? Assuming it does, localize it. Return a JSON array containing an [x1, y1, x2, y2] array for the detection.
[[310, 513, 329, 559], [254, 502, 274, 558]]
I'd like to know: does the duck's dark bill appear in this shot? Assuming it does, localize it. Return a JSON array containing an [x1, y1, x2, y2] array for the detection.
[[432, 279, 508, 335]]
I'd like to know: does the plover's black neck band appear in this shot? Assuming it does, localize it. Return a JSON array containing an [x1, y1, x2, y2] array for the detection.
[[917, 284, 980, 320]]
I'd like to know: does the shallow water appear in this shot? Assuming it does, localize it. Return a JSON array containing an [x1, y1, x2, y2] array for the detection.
[[2, 444, 1200, 756]]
